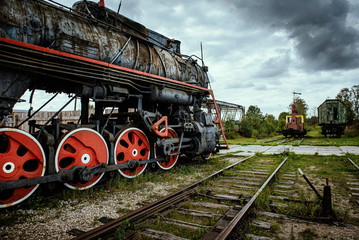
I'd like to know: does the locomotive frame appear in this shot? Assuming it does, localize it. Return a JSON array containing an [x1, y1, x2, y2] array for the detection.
[[0, 0, 228, 208]]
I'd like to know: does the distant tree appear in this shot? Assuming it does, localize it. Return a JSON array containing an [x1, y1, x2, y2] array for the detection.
[[336, 87, 356, 123], [245, 105, 262, 130], [223, 118, 237, 139], [246, 105, 262, 116], [261, 114, 277, 137], [277, 111, 288, 130], [239, 105, 277, 138], [289, 97, 308, 119], [238, 118, 253, 138], [351, 85, 359, 120], [306, 116, 318, 126]]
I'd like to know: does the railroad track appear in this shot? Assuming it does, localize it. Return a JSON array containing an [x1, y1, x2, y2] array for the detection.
[[263, 137, 292, 144], [263, 137, 286, 143], [280, 136, 306, 145], [264, 136, 305, 145], [242, 151, 359, 239], [72, 156, 289, 240], [297, 136, 306, 145], [346, 157, 359, 206], [339, 145, 359, 206]]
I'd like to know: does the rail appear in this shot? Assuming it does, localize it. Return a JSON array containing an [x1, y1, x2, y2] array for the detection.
[[214, 157, 288, 239], [74, 155, 254, 239], [347, 157, 359, 171], [73, 154, 289, 240]]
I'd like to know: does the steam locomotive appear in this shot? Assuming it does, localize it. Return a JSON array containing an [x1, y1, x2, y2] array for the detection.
[[0, 0, 227, 208]]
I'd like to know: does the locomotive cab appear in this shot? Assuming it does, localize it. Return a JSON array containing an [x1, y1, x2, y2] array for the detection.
[[285, 115, 304, 130]]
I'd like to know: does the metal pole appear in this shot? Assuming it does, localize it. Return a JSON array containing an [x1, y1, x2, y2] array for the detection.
[[298, 168, 322, 199]]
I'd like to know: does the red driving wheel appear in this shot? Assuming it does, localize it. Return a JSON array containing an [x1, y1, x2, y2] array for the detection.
[[154, 128, 179, 170], [55, 128, 108, 190], [0, 128, 46, 208], [114, 127, 150, 178]]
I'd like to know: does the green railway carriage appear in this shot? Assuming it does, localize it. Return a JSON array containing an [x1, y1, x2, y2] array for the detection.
[[317, 99, 347, 137]]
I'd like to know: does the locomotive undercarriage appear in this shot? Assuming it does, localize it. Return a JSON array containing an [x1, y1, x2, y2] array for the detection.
[[0, 40, 223, 208], [0, 86, 219, 208], [320, 124, 345, 138]]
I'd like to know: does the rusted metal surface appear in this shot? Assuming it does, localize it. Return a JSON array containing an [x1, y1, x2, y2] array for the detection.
[[0, 37, 207, 113], [204, 99, 245, 123], [298, 168, 322, 199], [0, 71, 31, 114], [0, 0, 208, 87], [280, 104, 307, 137]]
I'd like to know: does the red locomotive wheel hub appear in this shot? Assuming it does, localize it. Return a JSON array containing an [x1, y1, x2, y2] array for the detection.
[[0, 128, 46, 208], [155, 128, 179, 170], [55, 128, 108, 190], [114, 127, 150, 178]]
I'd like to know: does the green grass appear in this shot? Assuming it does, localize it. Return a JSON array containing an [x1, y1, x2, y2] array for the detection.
[[265, 155, 358, 222], [298, 228, 318, 240], [181, 201, 229, 215], [168, 208, 219, 226], [244, 222, 272, 238], [226, 125, 359, 146], [0, 207, 33, 227], [145, 215, 207, 240], [227, 134, 284, 146]]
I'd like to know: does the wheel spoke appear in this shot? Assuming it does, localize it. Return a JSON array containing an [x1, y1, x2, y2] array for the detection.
[[55, 128, 108, 190], [6, 136, 21, 157], [17, 151, 38, 168], [20, 169, 42, 179], [120, 133, 130, 148], [0, 128, 45, 208], [132, 132, 140, 146], [114, 127, 150, 178], [66, 136, 85, 151], [58, 149, 76, 163]]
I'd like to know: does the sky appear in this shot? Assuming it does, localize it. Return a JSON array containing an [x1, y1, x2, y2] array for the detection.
[[14, 0, 359, 118]]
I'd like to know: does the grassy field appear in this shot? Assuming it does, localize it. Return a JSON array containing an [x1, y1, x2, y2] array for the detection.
[[227, 126, 359, 146]]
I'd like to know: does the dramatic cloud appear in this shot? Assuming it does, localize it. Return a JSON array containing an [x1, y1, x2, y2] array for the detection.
[[222, 0, 359, 71], [14, 0, 359, 118]]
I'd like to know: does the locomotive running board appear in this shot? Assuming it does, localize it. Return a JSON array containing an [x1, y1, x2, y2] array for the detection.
[[0, 37, 229, 150]]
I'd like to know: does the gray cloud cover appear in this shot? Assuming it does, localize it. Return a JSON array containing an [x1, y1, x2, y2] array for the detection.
[[14, 0, 359, 118], [222, 0, 359, 71]]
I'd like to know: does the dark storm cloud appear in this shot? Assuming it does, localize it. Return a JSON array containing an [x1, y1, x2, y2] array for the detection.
[[221, 0, 359, 71]]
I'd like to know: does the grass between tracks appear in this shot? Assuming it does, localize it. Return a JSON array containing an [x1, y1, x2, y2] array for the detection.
[[2, 152, 358, 239], [227, 126, 359, 146], [244, 153, 359, 240], [0, 155, 233, 227]]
